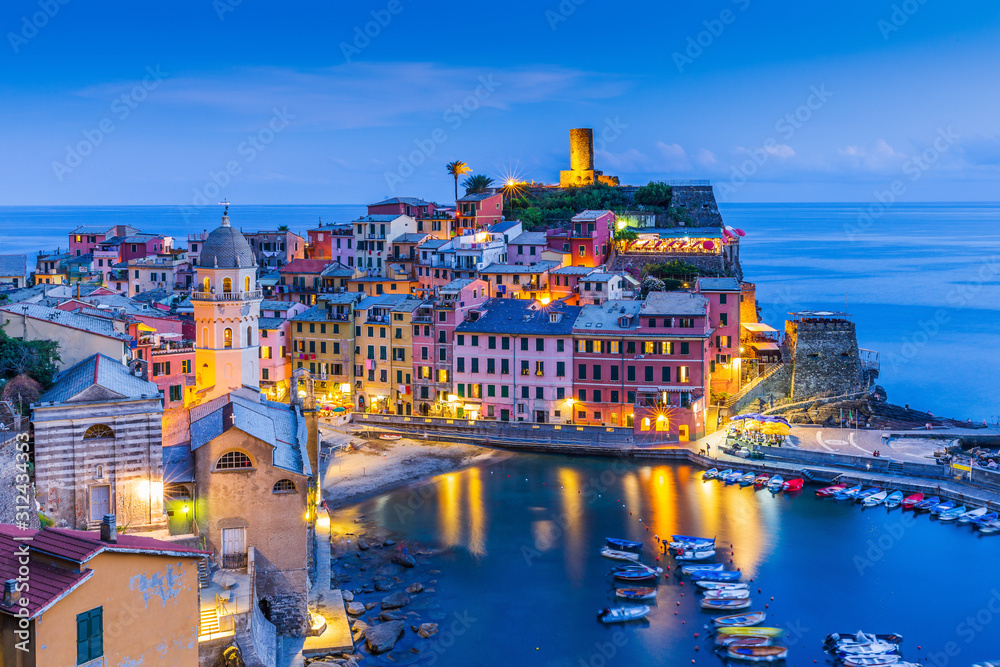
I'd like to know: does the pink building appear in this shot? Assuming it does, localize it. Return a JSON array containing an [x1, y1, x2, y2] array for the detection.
[[572, 292, 711, 441], [120, 234, 169, 262], [259, 300, 309, 401], [696, 277, 743, 395], [69, 225, 137, 257], [455, 192, 503, 233], [307, 223, 354, 264], [549, 265, 596, 303], [368, 197, 437, 219], [546, 210, 615, 268], [148, 344, 195, 408], [454, 299, 581, 423], [411, 278, 488, 416], [507, 231, 549, 265]]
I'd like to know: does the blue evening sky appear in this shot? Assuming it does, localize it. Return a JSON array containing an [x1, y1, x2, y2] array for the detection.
[[2, 0, 999, 205]]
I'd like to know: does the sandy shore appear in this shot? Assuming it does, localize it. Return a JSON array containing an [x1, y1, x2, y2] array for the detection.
[[319, 426, 511, 510]]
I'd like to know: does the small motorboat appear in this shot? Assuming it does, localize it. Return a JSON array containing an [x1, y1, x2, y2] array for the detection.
[[856, 487, 882, 502], [766, 475, 784, 491], [826, 632, 903, 648], [672, 534, 715, 543], [703, 588, 750, 600], [667, 539, 714, 550], [754, 474, 770, 488], [958, 507, 988, 523], [901, 492, 924, 509], [719, 626, 784, 637], [597, 605, 650, 623], [978, 520, 1000, 534], [938, 505, 968, 522], [680, 563, 724, 575], [378, 433, 402, 441], [816, 483, 846, 497], [601, 546, 640, 562], [930, 500, 957, 515], [972, 512, 999, 526], [716, 635, 774, 647], [615, 587, 656, 601], [717, 469, 734, 480], [689, 570, 742, 582], [606, 537, 643, 550], [837, 642, 899, 656], [727, 646, 788, 662], [782, 478, 804, 492], [695, 581, 749, 590], [713, 611, 766, 627], [703, 468, 720, 480], [675, 546, 716, 561], [612, 570, 658, 583], [701, 597, 752, 610], [862, 490, 889, 507], [835, 485, 863, 500], [739, 472, 756, 486], [725, 471, 744, 484], [913, 495, 940, 512], [884, 491, 904, 508], [842, 656, 900, 667]]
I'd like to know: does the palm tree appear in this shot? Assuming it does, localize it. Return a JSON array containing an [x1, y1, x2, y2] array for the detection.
[[277, 224, 289, 232], [446, 161, 471, 201], [462, 174, 494, 195]]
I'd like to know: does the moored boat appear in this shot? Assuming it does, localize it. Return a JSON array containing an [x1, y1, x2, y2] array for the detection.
[[680, 563, 724, 575], [675, 546, 716, 561], [930, 500, 957, 515], [825, 632, 903, 648], [597, 605, 650, 623], [862, 490, 889, 507], [703, 468, 720, 480], [837, 641, 899, 656], [754, 474, 770, 488], [718, 626, 785, 637], [816, 483, 846, 497], [689, 570, 742, 582], [972, 512, 999, 526], [717, 469, 734, 480], [612, 570, 657, 582], [671, 534, 715, 544], [856, 487, 882, 502], [695, 581, 749, 590], [766, 475, 784, 491], [715, 635, 774, 647], [835, 485, 863, 500], [958, 507, 988, 523], [704, 588, 750, 600], [901, 492, 924, 509], [615, 587, 656, 600], [600, 546, 641, 562], [739, 472, 756, 486], [938, 505, 967, 522], [725, 471, 744, 484], [713, 611, 766, 627], [913, 495, 940, 511], [842, 655, 900, 667], [782, 478, 804, 492], [701, 597, 752, 610], [884, 491, 904, 508], [727, 646, 788, 662], [977, 520, 1000, 534], [606, 537, 643, 550]]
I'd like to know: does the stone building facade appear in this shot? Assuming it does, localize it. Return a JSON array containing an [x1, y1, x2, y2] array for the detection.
[[785, 312, 862, 401], [31, 354, 166, 530]]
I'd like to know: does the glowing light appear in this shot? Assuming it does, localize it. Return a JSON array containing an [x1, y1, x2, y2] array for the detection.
[[539, 297, 550, 306], [340, 383, 351, 393], [182, 505, 190, 514]]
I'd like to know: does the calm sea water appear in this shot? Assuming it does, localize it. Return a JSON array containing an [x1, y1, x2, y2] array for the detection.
[[1, 202, 997, 420], [332, 455, 1000, 666]]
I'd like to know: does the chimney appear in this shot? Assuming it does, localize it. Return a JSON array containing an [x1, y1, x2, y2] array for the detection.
[[2, 579, 20, 607], [100, 514, 117, 543]]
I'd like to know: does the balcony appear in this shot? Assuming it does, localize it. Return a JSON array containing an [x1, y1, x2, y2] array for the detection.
[[221, 552, 248, 570], [192, 290, 262, 302]]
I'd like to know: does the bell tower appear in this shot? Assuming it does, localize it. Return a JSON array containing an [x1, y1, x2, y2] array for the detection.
[[192, 205, 262, 401]]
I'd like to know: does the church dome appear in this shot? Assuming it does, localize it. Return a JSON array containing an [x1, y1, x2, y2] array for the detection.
[[199, 209, 256, 269]]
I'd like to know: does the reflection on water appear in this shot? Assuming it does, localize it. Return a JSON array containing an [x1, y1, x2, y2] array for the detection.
[[557, 467, 584, 581], [434, 469, 488, 557]]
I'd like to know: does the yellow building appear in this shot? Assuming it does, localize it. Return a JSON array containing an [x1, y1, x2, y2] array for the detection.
[[290, 294, 362, 406], [352, 294, 422, 414], [0, 521, 205, 667]]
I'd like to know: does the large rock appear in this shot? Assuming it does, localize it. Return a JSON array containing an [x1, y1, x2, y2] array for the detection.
[[358, 539, 369, 551], [373, 576, 393, 592], [417, 623, 439, 638], [364, 620, 405, 654], [406, 583, 424, 594], [380, 591, 410, 610], [341, 590, 354, 602], [345, 601, 366, 616], [392, 553, 416, 568], [379, 611, 404, 621]]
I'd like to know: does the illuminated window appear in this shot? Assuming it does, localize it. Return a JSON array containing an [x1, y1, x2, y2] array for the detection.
[[83, 424, 114, 439], [679, 366, 690, 383], [437, 369, 448, 383], [216, 451, 253, 470], [203, 277, 210, 291], [223, 277, 232, 292], [641, 418, 651, 432], [272, 479, 296, 493], [245, 276, 251, 292], [224, 328, 233, 349]]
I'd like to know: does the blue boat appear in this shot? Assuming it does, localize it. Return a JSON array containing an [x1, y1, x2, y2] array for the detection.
[[834, 485, 862, 500], [855, 487, 882, 502], [672, 534, 715, 544], [973, 512, 999, 525], [689, 570, 742, 582], [606, 537, 642, 550], [914, 495, 941, 511], [931, 500, 957, 515]]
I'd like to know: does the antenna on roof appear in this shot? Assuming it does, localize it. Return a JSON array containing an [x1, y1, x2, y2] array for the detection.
[[219, 200, 231, 226]]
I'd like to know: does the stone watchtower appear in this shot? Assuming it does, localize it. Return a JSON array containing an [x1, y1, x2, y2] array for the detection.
[[785, 311, 862, 401], [192, 206, 263, 402], [560, 128, 617, 187]]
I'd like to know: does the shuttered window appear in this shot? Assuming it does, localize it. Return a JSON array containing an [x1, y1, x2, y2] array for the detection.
[[76, 607, 103, 664]]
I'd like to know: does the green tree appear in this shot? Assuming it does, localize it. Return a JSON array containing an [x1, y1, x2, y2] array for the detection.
[[0, 324, 61, 389], [633, 181, 673, 210], [446, 161, 471, 201], [277, 224, 290, 232], [462, 174, 494, 195]]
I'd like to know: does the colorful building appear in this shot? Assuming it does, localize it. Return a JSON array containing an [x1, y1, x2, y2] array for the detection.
[[455, 192, 503, 233], [696, 277, 743, 395], [353, 214, 416, 276], [545, 210, 615, 268]]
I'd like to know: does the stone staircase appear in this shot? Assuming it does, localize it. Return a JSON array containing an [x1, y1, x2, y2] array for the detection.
[[198, 557, 212, 588], [199, 606, 220, 637]]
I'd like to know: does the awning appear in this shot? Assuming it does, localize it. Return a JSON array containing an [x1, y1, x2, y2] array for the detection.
[[741, 322, 777, 333], [751, 342, 781, 351], [463, 404, 480, 411]]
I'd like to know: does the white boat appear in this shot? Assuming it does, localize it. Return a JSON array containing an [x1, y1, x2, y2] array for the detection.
[[704, 588, 750, 600], [667, 539, 714, 550], [703, 468, 720, 479], [600, 546, 640, 562], [862, 490, 889, 507], [884, 491, 904, 508], [767, 475, 784, 491], [979, 521, 1000, 534], [938, 505, 967, 522], [842, 655, 900, 667], [597, 605, 650, 623], [695, 581, 749, 590], [838, 641, 899, 656], [681, 563, 724, 575], [958, 507, 988, 523], [675, 547, 716, 561]]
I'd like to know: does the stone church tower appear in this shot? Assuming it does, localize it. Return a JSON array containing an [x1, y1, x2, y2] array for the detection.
[[192, 207, 262, 401]]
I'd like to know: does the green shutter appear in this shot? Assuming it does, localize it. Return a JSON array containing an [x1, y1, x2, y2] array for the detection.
[[76, 614, 89, 664], [90, 608, 103, 660]]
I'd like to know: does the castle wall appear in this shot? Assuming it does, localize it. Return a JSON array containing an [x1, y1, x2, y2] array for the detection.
[[786, 319, 862, 401]]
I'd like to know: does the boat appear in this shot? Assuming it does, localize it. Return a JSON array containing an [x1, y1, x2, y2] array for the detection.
[[725, 471, 744, 484], [901, 492, 924, 509], [913, 495, 940, 511], [703, 468, 720, 480], [727, 646, 788, 662], [701, 598, 752, 610], [958, 507, 989, 523], [884, 491, 904, 508], [835, 485, 863, 500], [689, 570, 742, 582], [739, 472, 757, 486], [825, 632, 903, 648], [713, 611, 766, 627], [754, 474, 770, 488], [378, 433, 402, 441], [605, 537, 643, 550], [816, 483, 846, 497], [695, 581, 749, 590], [718, 626, 785, 637], [930, 500, 957, 515], [703, 588, 750, 600], [612, 570, 658, 582], [766, 476, 784, 491], [667, 538, 715, 550], [600, 546, 641, 562], [972, 512, 999, 525], [862, 490, 889, 507], [680, 563, 724, 575], [837, 642, 899, 656], [615, 587, 657, 601], [717, 469, 734, 480], [979, 520, 1000, 534], [727, 645, 788, 662], [782, 478, 804, 492], [716, 635, 774, 647], [938, 505, 968, 522], [675, 546, 716, 561], [672, 534, 715, 544], [842, 656, 900, 667], [856, 487, 882, 502], [597, 605, 650, 623]]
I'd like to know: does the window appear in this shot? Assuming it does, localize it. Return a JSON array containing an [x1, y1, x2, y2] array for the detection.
[[224, 328, 233, 348], [247, 326, 253, 346], [535, 338, 544, 352], [662, 366, 671, 383], [520, 360, 529, 376], [679, 366, 690, 383], [521, 386, 529, 399], [610, 365, 619, 381], [487, 358, 496, 374], [182, 360, 191, 373], [273, 479, 297, 493], [83, 424, 114, 440], [457, 358, 465, 372], [216, 451, 253, 470], [501, 359, 510, 374], [556, 339, 564, 353], [720, 293, 728, 305], [223, 277, 233, 292], [488, 336, 496, 349], [487, 384, 496, 397], [76, 607, 103, 664], [720, 313, 728, 326], [578, 389, 586, 401], [501, 337, 510, 350], [245, 276, 251, 292], [471, 358, 479, 373], [169, 385, 183, 402], [520, 338, 528, 351], [593, 390, 602, 403], [611, 390, 619, 403], [644, 366, 654, 382], [680, 342, 690, 355], [627, 366, 636, 382], [578, 364, 587, 380], [535, 361, 544, 376], [457, 335, 465, 345], [556, 361, 565, 377], [535, 387, 544, 399], [593, 365, 601, 380]]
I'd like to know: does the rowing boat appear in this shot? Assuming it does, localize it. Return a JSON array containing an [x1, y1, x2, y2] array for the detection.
[[715, 635, 774, 647], [884, 491, 904, 508], [701, 597, 751, 610], [901, 492, 924, 509], [754, 474, 770, 488], [695, 581, 749, 590], [597, 605, 650, 623], [606, 537, 643, 550], [615, 587, 656, 600], [782, 478, 804, 492], [703, 468, 720, 480], [766, 476, 784, 491], [600, 546, 640, 562], [675, 546, 716, 561], [703, 588, 750, 600], [816, 483, 846, 497], [938, 505, 968, 522], [713, 611, 766, 627], [718, 626, 784, 637], [958, 507, 988, 523], [726, 646, 788, 662], [862, 490, 889, 507], [689, 570, 741, 582], [680, 563, 724, 575]]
